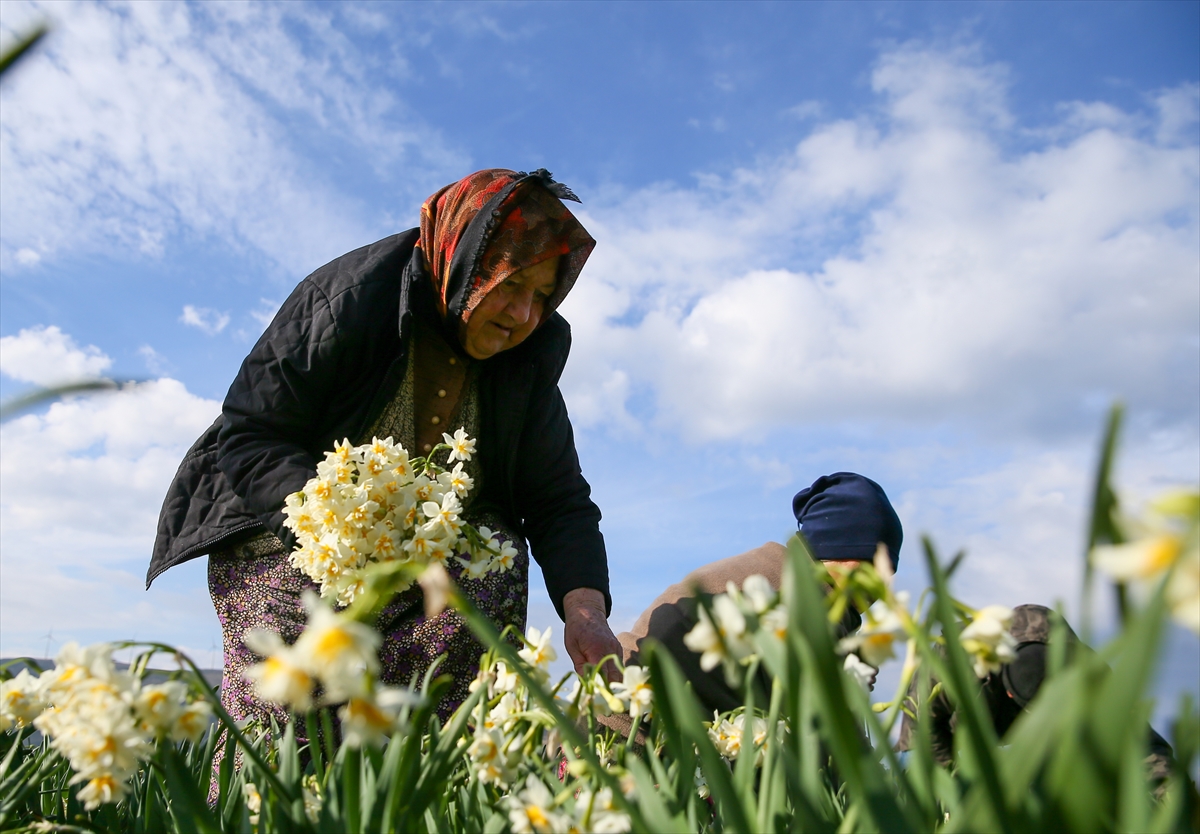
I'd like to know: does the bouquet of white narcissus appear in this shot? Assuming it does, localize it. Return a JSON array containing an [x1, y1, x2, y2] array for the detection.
[[282, 430, 517, 606]]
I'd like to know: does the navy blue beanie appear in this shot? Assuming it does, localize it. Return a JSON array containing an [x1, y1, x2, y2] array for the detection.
[[792, 472, 903, 570]]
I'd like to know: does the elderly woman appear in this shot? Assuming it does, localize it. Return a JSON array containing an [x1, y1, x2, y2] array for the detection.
[[146, 168, 621, 727]]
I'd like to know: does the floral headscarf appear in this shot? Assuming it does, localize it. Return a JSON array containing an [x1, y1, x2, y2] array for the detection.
[[416, 168, 596, 327]]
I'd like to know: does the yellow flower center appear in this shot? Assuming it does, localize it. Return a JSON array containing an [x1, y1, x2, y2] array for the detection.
[[1141, 535, 1181, 577], [864, 633, 895, 650], [313, 627, 356, 661], [347, 698, 389, 729], [265, 658, 311, 687]]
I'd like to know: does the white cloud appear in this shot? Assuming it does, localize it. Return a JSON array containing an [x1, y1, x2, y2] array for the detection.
[[559, 45, 1199, 442], [14, 247, 40, 265], [180, 305, 230, 336], [137, 344, 171, 376], [0, 0, 465, 274], [0, 347, 221, 657], [784, 100, 823, 121], [1155, 82, 1200, 146], [0, 325, 112, 386]]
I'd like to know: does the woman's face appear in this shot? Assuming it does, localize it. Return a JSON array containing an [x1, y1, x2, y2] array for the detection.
[[460, 256, 560, 359]]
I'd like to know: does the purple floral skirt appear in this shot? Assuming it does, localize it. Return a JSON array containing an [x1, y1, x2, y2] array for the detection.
[[207, 519, 529, 735]]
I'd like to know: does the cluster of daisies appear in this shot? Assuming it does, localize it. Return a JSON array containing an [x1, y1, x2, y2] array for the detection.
[[282, 431, 516, 607]]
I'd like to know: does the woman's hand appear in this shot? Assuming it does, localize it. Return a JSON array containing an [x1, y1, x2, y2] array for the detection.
[[562, 587, 622, 682]]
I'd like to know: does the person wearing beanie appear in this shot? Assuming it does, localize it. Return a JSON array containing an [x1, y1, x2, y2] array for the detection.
[[609, 472, 903, 726]]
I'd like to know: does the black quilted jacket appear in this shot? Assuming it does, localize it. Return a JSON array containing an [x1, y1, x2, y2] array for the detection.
[[146, 229, 609, 618]]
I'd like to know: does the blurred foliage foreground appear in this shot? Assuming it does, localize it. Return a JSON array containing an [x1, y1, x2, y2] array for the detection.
[[1, 409, 1197, 833]]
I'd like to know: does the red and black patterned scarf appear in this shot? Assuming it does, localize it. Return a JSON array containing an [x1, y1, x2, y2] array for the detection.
[[416, 168, 595, 328]]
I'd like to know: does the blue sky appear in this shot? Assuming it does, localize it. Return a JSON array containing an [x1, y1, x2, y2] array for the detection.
[[1, 1, 1197, 728]]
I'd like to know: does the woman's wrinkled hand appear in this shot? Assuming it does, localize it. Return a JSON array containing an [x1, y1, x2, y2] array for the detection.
[[562, 587, 622, 682]]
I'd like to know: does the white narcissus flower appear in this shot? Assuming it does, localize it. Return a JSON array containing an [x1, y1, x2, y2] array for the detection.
[[330, 438, 360, 465], [682, 594, 756, 672], [960, 605, 1017, 678], [1093, 535, 1182, 582], [132, 681, 187, 736], [439, 462, 474, 497], [302, 774, 323, 823], [334, 570, 369, 607], [760, 607, 789, 640], [562, 673, 616, 717], [339, 696, 394, 748], [468, 667, 494, 695], [837, 593, 911, 667], [243, 630, 315, 711], [493, 661, 520, 694], [843, 654, 878, 692], [422, 492, 463, 538], [708, 714, 742, 760], [428, 537, 455, 566], [485, 691, 523, 733], [707, 713, 777, 766], [618, 772, 637, 799], [244, 782, 262, 825], [171, 700, 213, 744], [713, 594, 749, 646], [506, 775, 568, 834], [404, 525, 441, 561], [744, 714, 776, 766], [682, 608, 723, 671], [520, 626, 558, 671], [490, 538, 519, 573], [443, 428, 477, 463], [74, 775, 130, 810], [38, 642, 124, 700], [1, 668, 47, 730], [610, 665, 653, 721], [316, 457, 354, 486], [1092, 489, 1200, 634], [456, 554, 493, 580], [388, 454, 413, 482], [338, 685, 420, 748], [468, 727, 516, 787], [292, 596, 381, 703], [741, 574, 776, 614], [371, 525, 403, 561], [576, 787, 631, 834]]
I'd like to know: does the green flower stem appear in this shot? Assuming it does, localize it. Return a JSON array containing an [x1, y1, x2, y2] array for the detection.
[[880, 635, 919, 737], [126, 642, 297, 806], [447, 590, 643, 824], [919, 544, 1013, 832]]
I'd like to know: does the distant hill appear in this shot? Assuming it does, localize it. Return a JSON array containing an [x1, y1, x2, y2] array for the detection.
[[2, 657, 222, 689]]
